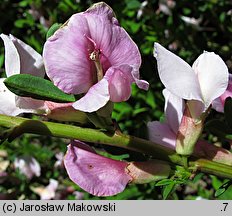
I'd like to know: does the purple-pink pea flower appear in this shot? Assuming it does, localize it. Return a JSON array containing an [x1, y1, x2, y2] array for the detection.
[[0, 34, 46, 115], [64, 140, 132, 196], [43, 2, 149, 113], [64, 140, 170, 197], [153, 43, 229, 155], [147, 89, 232, 165]]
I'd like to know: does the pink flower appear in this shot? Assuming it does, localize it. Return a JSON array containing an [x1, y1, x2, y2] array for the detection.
[[64, 140, 132, 196], [148, 90, 232, 165], [43, 2, 148, 113], [14, 156, 41, 179], [154, 43, 228, 155], [64, 140, 170, 196], [31, 179, 58, 200], [154, 43, 228, 119], [0, 34, 46, 116]]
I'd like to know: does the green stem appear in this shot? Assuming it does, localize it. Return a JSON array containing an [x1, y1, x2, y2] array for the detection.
[[0, 114, 232, 179]]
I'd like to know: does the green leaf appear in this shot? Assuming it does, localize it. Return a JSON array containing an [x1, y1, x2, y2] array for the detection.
[[46, 23, 62, 39], [215, 180, 232, 197], [4, 74, 76, 103], [163, 182, 175, 200], [155, 179, 174, 186]]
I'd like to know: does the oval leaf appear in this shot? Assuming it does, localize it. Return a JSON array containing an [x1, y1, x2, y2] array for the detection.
[[4, 74, 76, 103]]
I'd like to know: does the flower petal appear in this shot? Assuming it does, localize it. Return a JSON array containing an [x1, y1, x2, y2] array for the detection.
[[14, 156, 41, 179], [211, 98, 224, 113], [154, 43, 202, 101], [0, 34, 20, 76], [192, 51, 229, 108], [43, 14, 94, 94], [1, 34, 45, 77], [212, 74, 232, 113], [131, 66, 149, 90], [163, 89, 184, 134], [105, 65, 133, 102], [15, 96, 47, 112], [9, 35, 45, 77], [86, 14, 141, 68], [72, 78, 110, 112], [0, 78, 22, 116], [0, 79, 45, 116], [147, 121, 176, 149], [85, 2, 116, 20], [64, 140, 132, 197]]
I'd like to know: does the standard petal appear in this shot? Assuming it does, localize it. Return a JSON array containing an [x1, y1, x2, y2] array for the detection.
[[64, 140, 132, 197], [85, 2, 116, 20], [147, 121, 176, 149], [105, 65, 133, 102], [72, 78, 110, 112], [9, 35, 45, 77], [85, 13, 141, 69], [163, 89, 184, 134], [192, 51, 229, 108], [0, 34, 20, 76], [43, 14, 94, 94], [154, 43, 202, 101]]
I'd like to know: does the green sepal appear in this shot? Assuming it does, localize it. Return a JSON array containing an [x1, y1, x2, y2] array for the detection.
[[4, 74, 76, 103], [86, 102, 114, 132]]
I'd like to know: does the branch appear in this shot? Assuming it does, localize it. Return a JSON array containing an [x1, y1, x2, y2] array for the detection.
[[0, 114, 232, 179]]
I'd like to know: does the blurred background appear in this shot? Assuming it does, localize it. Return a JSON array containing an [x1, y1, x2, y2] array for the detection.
[[0, 0, 232, 200]]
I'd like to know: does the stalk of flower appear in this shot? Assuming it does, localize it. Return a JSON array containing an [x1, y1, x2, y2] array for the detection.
[[0, 34, 87, 123], [154, 43, 229, 156], [64, 140, 171, 196], [43, 2, 149, 114]]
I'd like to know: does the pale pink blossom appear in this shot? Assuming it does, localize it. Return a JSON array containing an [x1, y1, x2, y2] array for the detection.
[[43, 2, 148, 113], [0, 34, 47, 116], [31, 179, 58, 200], [64, 140, 170, 196], [154, 42, 228, 119], [14, 156, 41, 179]]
